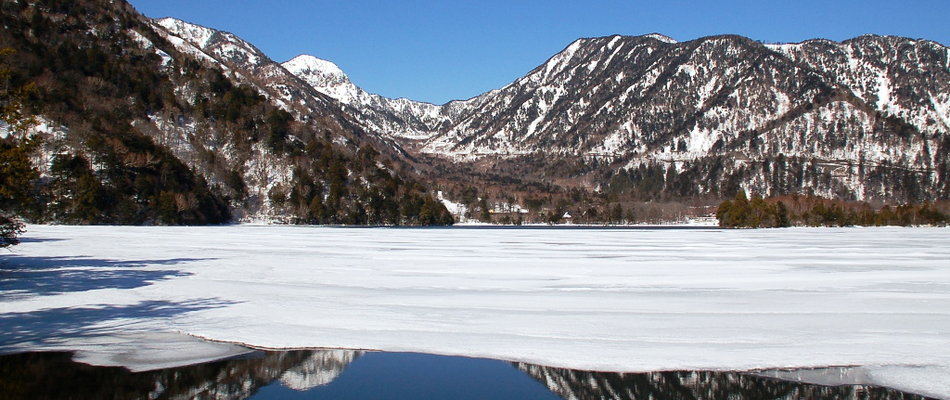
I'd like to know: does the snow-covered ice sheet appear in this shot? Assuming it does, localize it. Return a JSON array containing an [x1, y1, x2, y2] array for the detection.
[[69, 332, 254, 372], [1, 225, 948, 398]]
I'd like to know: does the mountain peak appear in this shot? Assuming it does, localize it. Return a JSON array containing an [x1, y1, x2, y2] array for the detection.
[[282, 54, 359, 104], [641, 33, 678, 44], [283, 55, 347, 79]]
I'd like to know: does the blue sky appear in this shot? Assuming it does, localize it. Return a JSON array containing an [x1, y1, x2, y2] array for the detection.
[[129, 0, 949, 105]]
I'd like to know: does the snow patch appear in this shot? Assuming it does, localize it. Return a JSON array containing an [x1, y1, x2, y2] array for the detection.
[[874, 69, 894, 112], [127, 28, 172, 67], [437, 191, 469, 222], [162, 35, 220, 66], [126, 29, 153, 50]]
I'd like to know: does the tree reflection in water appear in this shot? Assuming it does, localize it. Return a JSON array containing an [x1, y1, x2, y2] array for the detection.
[[516, 363, 934, 400], [0, 350, 935, 400]]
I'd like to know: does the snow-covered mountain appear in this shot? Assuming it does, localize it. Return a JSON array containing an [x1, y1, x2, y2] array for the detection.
[[140, 14, 950, 203], [420, 34, 948, 158], [283, 33, 950, 202]]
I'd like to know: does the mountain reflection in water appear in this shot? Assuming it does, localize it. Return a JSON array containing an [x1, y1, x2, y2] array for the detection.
[[0, 350, 935, 400]]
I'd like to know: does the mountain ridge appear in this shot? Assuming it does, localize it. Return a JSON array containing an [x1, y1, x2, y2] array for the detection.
[[280, 32, 947, 105]]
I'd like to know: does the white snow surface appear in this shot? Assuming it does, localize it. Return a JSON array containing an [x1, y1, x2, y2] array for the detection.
[[2, 225, 949, 398]]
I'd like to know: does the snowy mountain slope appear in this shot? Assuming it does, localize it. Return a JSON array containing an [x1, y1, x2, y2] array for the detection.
[[767, 35, 950, 135], [153, 18, 335, 116], [425, 34, 834, 158]]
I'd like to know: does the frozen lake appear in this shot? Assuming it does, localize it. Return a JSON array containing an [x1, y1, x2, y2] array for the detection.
[[1, 225, 949, 398]]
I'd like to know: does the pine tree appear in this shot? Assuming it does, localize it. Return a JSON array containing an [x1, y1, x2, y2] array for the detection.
[[478, 198, 491, 222], [609, 203, 624, 223], [0, 214, 24, 248], [0, 48, 38, 247]]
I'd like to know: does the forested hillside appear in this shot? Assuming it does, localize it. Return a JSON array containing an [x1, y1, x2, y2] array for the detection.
[[0, 0, 452, 226]]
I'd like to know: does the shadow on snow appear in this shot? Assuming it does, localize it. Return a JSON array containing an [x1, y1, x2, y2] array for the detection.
[[0, 256, 233, 350], [14, 237, 68, 243], [0, 298, 233, 348], [0, 256, 212, 300]]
